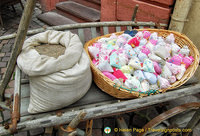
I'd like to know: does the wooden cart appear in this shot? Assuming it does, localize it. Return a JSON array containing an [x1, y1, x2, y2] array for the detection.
[[0, 21, 199, 135]]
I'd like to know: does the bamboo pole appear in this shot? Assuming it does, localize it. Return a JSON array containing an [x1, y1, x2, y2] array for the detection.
[[0, 21, 168, 41], [0, 0, 37, 101], [169, 0, 193, 32]]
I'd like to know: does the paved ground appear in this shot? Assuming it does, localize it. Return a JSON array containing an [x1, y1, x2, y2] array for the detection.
[[0, 1, 49, 135], [0, 1, 199, 136], [0, 1, 47, 98]]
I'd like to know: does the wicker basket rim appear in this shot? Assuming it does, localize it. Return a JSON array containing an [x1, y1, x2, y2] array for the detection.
[[84, 29, 200, 98]]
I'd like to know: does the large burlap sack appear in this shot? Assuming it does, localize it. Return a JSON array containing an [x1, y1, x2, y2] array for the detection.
[[17, 30, 92, 113]]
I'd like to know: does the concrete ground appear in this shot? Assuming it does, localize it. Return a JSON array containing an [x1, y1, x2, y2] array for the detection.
[[0, 1, 199, 136]]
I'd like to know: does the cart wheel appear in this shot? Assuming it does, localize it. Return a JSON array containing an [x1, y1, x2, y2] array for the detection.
[[137, 102, 200, 136]]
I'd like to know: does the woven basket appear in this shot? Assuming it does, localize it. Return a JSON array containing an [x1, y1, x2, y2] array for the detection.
[[84, 29, 199, 99]]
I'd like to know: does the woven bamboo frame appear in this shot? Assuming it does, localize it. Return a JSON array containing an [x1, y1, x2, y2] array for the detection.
[[84, 29, 200, 99]]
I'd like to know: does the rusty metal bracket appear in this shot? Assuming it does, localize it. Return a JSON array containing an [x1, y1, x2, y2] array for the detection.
[[60, 110, 86, 133], [9, 93, 20, 134], [86, 119, 93, 136], [60, 125, 76, 133]]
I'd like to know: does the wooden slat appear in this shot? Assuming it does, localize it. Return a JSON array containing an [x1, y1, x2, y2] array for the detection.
[[14, 66, 21, 95], [20, 101, 117, 122], [13, 66, 21, 112], [21, 84, 30, 98], [91, 27, 97, 38], [21, 79, 29, 84], [116, 26, 121, 32], [19, 76, 199, 117], [150, 26, 155, 29], [19, 82, 116, 117], [20, 98, 30, 116], [127, 26, 132, 30], [103, 26, 109, 35], [4, 93, 12, 99], [0, 102, 10, 110], [44, 127, 54, 136], [139, 26, 144, 29], [78, 28, 85, 44], [0, 84, 200, 135]]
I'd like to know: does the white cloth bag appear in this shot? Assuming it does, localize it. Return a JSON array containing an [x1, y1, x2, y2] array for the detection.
[[17, 30, 92, 113]]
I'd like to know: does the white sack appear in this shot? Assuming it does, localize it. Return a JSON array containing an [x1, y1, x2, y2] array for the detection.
[[17, 30, 92, 113]]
